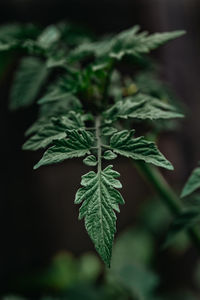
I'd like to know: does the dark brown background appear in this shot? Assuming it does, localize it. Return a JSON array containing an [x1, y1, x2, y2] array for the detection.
[[0, 0, 200, 294]]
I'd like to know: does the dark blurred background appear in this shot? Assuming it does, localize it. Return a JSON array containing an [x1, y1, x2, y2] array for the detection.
[[1, 0, 200, 297]]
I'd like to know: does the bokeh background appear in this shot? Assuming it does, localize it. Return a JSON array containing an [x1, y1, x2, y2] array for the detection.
[[1, 0, 200, 298]]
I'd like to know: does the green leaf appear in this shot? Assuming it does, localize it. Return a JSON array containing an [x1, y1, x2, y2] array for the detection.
[[37, 25, 61, 49], [46, 56, 67, 69], [0, 24, 23, 42], [103, 150, 117, 160], [78, 253, 101, 282], [109, 29, 186, 60], [25, 101, 84, 141], [37, 71, 83, 105], [181, 163, 200, 198], [83, 155, 97, 166], [0, 42, 15, 51], [164, 210, 200, 248], [9, 57, 49, 110], [34, 129, 94, 169], [24, 110, 86, 150], [38, 89, 77, 105], [110, 130, 173, 170], [0, 23, 39, 41], [75, 165, 124, 267], [0, 24, 39, 52], [23, 124, 66, 151], [101, 126, 118, 136], [103, 93, 184, 122], [106, 228, 158, 299], [135, 71, 177, 102], [69, 26, 185, 62]]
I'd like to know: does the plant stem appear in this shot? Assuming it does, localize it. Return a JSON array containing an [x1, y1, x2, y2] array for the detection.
[[134, 161, 200, 252], [95, 116, 102, 173], [102, 59, 114, 106]]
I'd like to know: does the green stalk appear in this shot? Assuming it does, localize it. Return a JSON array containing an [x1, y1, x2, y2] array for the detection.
[[95, 115, 102, 173], [135, 161, 200, 251], [102, 59, 115, 106]]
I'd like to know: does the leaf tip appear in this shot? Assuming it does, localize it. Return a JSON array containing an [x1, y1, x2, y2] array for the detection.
[[180, 189, 187, 198], [33, 163, 40, 170], [168, 164, 174, 171]]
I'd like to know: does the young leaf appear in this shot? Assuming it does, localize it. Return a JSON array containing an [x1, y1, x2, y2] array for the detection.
[[181, 163, 200, 198], [103, 93, 184, 123], [9, 57, 49, 110], [83, 155, 97, 166], [75, 165, 124, 267], [37, 25, 61, 49], [101, 126, 118, 136], [103, 150, 117, 160], [110, 130, 173, 170], [34, 129, 94, 169]]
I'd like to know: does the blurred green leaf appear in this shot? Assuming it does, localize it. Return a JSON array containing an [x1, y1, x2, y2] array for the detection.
[[106, 228, 158, 300], [181, 163, 200, 198], [9, 57, 49, 110], [164, 209, 200, 248]]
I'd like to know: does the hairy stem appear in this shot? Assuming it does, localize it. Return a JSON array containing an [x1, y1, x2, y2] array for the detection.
[[135, 161, 200, 252], [102, 59, 114, 107], [95, 116, 102, 173]]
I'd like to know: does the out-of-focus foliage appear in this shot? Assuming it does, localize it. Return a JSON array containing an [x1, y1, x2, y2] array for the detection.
[[181, 162, 200, 198], [2, 197, 200, 299]]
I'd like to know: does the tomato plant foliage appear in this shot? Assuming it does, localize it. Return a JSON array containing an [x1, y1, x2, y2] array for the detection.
[[1, 23, 186, 266]]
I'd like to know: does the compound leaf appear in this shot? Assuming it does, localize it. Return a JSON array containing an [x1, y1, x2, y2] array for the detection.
[[103, 93, 184, 123], [109, 29, 185, 60], [69, 26, 185, 62], [10, 57, 49, 110], [75, 165, 124, 267], [110, 130, 173, 170], [34, 129, 94, 169]]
